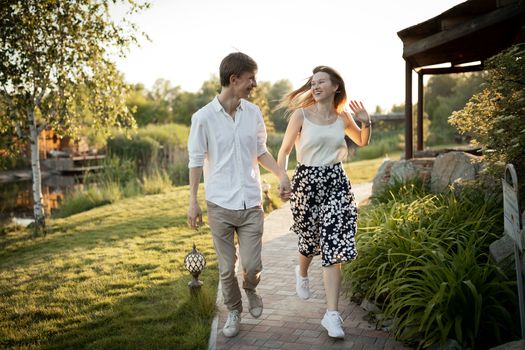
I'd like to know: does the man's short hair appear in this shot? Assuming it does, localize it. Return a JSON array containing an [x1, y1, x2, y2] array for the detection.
[[219, 52, 258, 87]]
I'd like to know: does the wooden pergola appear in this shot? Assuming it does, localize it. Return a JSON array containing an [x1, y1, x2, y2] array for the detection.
[[397, 0, 525, 159]]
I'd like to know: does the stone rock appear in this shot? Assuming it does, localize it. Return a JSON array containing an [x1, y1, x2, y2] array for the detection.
[[490, 339, 525, 350], [427, 339, 461, 350], [430, 151, 481, 193], [489, 234, 516, 274], [388, 160, 419, 187], [409, 157, 435, 185], [489, 234, 514, 264], [372, 160, 394, 197], [360, 298, 380, 313]]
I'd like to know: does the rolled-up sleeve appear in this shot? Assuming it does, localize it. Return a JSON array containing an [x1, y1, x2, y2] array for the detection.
[[256, 112, 268, 157], [188, 114, 207, 168]]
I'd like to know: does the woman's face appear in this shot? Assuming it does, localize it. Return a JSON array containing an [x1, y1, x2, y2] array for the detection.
[[310, 72, 338, 102]]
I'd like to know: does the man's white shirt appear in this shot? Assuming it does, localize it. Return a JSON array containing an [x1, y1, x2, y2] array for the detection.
[[188, 96, 268, 210]]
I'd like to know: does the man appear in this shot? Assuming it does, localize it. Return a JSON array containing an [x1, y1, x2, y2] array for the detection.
[[187, 52, 290, 338]]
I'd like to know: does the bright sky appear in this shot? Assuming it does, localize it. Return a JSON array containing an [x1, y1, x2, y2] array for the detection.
[[112, 0, 464, 111]]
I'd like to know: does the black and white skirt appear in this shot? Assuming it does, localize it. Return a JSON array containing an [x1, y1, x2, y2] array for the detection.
[[290, 162, 358, 266]]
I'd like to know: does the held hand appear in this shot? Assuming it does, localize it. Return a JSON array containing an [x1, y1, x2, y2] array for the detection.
[[279, 188, 291, 201], [187, 203, 203, 229], [278, 177, 292, 202], [348, 100, 370, 124]]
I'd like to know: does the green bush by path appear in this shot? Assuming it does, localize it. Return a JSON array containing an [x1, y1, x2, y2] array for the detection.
[[344, 182, 520, 349], [0, 186, 218, 350], [107, 123, 190, 178]]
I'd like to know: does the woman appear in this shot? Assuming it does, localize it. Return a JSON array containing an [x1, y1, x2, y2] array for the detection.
[[276, 66, 371, 338]]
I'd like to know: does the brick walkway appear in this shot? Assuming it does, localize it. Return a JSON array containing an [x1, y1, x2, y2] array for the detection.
[[210, 183, 413, 350]]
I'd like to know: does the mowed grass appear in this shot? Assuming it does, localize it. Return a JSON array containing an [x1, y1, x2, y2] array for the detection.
[[0, 156, 387, 350], [0, 185, 218, 350], [344, 155, 399, 185]]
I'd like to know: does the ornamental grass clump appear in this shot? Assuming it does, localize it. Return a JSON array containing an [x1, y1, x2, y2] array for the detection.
[[344, 182, 519, 349]]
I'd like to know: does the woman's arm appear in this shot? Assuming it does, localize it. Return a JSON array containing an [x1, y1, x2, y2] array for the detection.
[[343, 100, 371, 147], [277, 109, 304, 172]]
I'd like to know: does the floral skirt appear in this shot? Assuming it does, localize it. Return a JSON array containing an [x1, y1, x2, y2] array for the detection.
[[290, 162, 358, 266]]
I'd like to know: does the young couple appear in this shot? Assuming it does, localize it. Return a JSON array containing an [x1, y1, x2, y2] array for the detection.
[[187, 52, 371, 339]]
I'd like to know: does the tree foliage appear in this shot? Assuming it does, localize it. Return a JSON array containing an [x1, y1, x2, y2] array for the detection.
[[0, 0, 149, 230], [267, 79, 293, 132], [127, 76, 289, 131], [424, 73, 485, 145], [0, 0, 147, 140], [249, 81, 274, 133], [450, 43, 525, 206], [127, 83, 174, 125], [172, 76, 219, 126]]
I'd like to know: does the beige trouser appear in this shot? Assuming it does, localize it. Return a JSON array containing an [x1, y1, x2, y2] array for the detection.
[[206, 201, 264, 312]]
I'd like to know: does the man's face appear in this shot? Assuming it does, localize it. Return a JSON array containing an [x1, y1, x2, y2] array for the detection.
[[233, 71, 257, 99]]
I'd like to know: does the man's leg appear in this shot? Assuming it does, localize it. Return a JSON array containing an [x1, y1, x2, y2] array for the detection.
[[237, 206, 264, 292], [206, 201, 242, 312], [235, 206, 264, 318]]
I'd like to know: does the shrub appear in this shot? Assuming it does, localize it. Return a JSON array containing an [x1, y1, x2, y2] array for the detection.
[[168, 161, 190, 186], [449, 43, 525, 207], [344, 183, 519, 349], [107, 123, 190, 175], [108, 134, 160, 172], [55, 186, 113, 218], [141, 169, 173, 195]]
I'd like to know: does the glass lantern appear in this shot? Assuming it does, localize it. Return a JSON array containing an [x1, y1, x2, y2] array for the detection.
[[184, 243, 206, 294]]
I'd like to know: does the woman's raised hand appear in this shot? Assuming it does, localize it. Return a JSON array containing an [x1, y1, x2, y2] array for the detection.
[[348, 100, 370, 123]]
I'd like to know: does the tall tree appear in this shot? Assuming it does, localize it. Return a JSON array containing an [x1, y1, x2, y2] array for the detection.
[[127, 82, 178, 125], [268, 79, 292, 132], [424, 73, 485, 144], [0, 0, 149, 233], [249, 81, 274, 133], [195, 75, 220, 108], [172, 76, 219, 126], [127, 83, 162, 125], [172, 91, 197, 126]]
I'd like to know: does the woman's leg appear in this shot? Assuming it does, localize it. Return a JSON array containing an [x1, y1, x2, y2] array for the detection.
[[321, 263, 344, 338], [298, 254, 313, 277], [322, 263, 341, 311]]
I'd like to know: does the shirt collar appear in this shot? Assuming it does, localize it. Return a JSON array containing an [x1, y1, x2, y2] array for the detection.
[[212, 96, 245, 113]]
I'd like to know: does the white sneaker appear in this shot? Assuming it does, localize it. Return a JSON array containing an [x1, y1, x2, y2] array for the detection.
[[223, 310, 241, 337], [321, 311, 345, 338], [246, 290, 263, 318], [295, 265, 311, 299]]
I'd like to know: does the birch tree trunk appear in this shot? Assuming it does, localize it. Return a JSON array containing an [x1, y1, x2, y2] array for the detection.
[[28, 108, 46, 233]]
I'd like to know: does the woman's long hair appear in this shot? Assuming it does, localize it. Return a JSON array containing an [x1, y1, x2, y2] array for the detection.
[[275, 66, 347, 118]]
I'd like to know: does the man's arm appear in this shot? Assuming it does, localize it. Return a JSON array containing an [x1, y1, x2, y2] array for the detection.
[[187, 166, 203, 229], [258, 152, 291, 201]]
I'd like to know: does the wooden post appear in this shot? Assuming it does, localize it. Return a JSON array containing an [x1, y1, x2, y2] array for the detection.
[[417, 72, 424, 152], [404, 61, 413, 159]]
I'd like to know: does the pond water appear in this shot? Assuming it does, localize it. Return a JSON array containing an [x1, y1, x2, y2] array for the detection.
[[0, 174, 82, 225]]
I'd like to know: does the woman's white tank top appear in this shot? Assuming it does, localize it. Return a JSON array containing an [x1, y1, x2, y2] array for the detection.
[[296, 108, 348, 166]]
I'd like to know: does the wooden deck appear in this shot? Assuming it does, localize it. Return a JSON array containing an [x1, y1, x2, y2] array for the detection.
[[42, 154, 106, 174]]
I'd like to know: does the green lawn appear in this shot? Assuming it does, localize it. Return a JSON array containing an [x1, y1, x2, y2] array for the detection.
[[0, 156, 386, 349], [0, 186, 218, 350], [344, 155, 399, 184]]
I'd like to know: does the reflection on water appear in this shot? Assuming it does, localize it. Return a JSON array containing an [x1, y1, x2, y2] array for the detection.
[[0, 175, 83, 224]]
